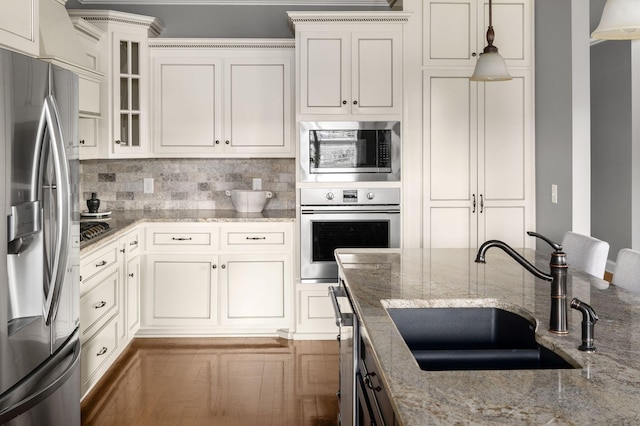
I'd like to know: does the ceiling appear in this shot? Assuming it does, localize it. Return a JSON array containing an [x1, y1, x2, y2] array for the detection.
[[75, 0, 396, 6]]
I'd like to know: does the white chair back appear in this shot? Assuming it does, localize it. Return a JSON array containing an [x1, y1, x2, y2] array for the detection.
[[561, 231, 610, 278], [612, 248, 640, 294]]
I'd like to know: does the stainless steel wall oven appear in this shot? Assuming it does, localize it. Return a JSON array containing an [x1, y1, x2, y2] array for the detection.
[[300, 187, 400, 283]]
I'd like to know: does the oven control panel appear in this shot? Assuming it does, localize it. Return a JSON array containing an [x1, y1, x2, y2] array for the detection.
[[300, 188, 400, 206]]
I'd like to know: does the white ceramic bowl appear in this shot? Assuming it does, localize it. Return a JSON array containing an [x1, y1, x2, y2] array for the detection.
[[225, 190, 273, 213]]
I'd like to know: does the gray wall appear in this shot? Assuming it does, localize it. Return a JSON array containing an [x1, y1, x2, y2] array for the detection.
[[591, 41, 633, 258], [65, 1, 388, 38], [534, 0, 574, 246]]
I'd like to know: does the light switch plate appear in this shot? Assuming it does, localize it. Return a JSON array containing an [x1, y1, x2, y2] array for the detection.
[[252, 178, 262, 190], [551, 184, 558, 204]]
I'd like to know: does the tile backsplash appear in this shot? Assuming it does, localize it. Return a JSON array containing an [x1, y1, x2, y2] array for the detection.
[[80, 158, 295, 211]]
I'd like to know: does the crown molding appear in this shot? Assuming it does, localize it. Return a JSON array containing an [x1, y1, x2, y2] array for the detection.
[[148, 38, 295, 49]]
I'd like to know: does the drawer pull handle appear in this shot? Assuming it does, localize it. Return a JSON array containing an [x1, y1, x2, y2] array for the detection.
[[129, 273, 134, 278], [364, 372, 381, 392], [246, 237, 267, 240], [120, 249, 125, 253], [93, 301, 107, 309], [171, 237, 192, 241], [95, 260, 107, 267], [130, 240, 138, 246], [96, 347, 108, 356]]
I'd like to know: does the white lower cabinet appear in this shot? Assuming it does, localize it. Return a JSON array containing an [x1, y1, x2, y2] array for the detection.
[[141, 222, 294, 336], [79, 239, 122, 398], [295, 283, 339, 338]]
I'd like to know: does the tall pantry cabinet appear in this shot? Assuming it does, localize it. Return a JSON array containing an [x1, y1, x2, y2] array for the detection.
[[405, 0, 535, 249]]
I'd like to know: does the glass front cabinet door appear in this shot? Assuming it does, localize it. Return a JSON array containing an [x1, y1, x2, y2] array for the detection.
[[113, 33, 148, 156]]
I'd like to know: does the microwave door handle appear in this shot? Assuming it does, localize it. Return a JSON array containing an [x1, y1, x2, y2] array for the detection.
[[39, 95, 71, 326]]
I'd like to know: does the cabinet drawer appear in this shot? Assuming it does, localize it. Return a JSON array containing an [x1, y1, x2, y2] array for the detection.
[[125, 230, 141, 257], [146, 225, 219, 252], [221, 224, 292, 251], [81, 319, 119, 387], [80, 268, 118, 339], [80, 242, 119, 283], [226, 231, 285, 246]]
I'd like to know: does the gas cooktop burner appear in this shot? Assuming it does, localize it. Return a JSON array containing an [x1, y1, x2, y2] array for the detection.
[[80, 221, 111, 242]]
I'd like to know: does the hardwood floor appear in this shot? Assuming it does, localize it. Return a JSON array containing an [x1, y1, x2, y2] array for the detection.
[[81, 338, 339, 426]]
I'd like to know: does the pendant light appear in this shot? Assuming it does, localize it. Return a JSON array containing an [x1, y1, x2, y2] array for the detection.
[[592, 0, 640, 40], [470, 0, 512, 81]]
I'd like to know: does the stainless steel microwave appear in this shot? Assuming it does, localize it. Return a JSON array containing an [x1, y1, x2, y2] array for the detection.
[[299, 121, 401, 182]]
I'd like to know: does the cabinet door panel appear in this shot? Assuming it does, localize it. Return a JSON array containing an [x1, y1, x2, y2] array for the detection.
[[482, 76, 525, 201], [429, 207, 475, 248], [226, 259, 284, 318], [0, 0, 38, 56], [425, 1, 474, 64], [481, 2, 527, 62], [427, 73, 475, 201], [153, 259, 213, 319], [159, 63, 216, 148], [354, 38, 393, 108], [481, 206, 525, 248], [301, 33, 348, 114], [227, 62, 286, 149]]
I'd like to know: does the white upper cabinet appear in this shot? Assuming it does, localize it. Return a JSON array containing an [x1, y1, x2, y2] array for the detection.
[[68, 10, 163, 159], [149, 39, 294, 158], [423, 0, 532, 68], [288, 12, 410, 118], [0, 0, 39, 57]]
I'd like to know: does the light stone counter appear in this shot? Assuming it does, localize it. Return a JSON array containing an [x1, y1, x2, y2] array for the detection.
[[335, 248, 640, 425], [80, 209, 295, 254]]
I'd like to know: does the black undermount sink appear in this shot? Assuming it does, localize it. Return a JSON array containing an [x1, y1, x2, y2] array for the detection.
[[386, 307, 579, 371]]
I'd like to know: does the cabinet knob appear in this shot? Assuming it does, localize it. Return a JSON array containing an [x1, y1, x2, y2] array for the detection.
[[225, 140, 230, 145], [472, 52, 477, 57], [342, 100, 347, 105], [215, 140, 220, 145], [120, 248, 126, 253], [353, 100, 358, 105], [221, 264, 226, 269], [79, 139, 85, 145], [212, 264, 217, 269], [130, 240, 138, 246], [129, 273, 134, 278], [115, 140, 129, 146]]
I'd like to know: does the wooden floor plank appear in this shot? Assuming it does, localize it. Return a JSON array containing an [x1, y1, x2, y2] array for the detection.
[[81, 337, 339, 426]]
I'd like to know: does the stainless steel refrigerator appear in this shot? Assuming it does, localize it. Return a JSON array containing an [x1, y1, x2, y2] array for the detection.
[[0, 48, 81, 425]]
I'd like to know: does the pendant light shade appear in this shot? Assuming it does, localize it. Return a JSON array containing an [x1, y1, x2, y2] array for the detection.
[[592, 0, 640, 40], [470, 51, 512, 81], [470, 0, 512, 81]]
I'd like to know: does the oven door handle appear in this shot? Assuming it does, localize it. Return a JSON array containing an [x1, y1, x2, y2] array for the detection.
[[329, 286, 354, 327], [301, 209, 400, 214]]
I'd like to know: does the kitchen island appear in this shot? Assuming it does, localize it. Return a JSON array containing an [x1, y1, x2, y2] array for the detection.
[[336, 248, 640, 425]]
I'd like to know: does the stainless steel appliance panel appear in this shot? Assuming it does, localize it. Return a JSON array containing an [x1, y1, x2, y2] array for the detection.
[[0, 48, 80, 426], [300, 121, 401, 182], [300, 188, 401, 283]]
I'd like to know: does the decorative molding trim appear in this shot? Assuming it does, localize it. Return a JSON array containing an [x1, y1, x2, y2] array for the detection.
[[76, 0, 392, 5], [287, 11, 411, 27], [67, 9, 165, 36], [148, 38, 295, 49]]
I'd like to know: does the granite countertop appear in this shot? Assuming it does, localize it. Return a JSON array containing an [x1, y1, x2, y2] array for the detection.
[[335, 248, 640, 425], [80, 209, 295, 254]]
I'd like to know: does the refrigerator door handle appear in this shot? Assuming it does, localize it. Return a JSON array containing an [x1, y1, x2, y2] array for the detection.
[[0, 330, 80, 424], [37, 95, 72, 326]]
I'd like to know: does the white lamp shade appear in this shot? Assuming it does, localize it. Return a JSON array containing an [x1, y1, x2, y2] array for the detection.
[[470, 52, 512, 81], [592, 0, 640, 40]]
